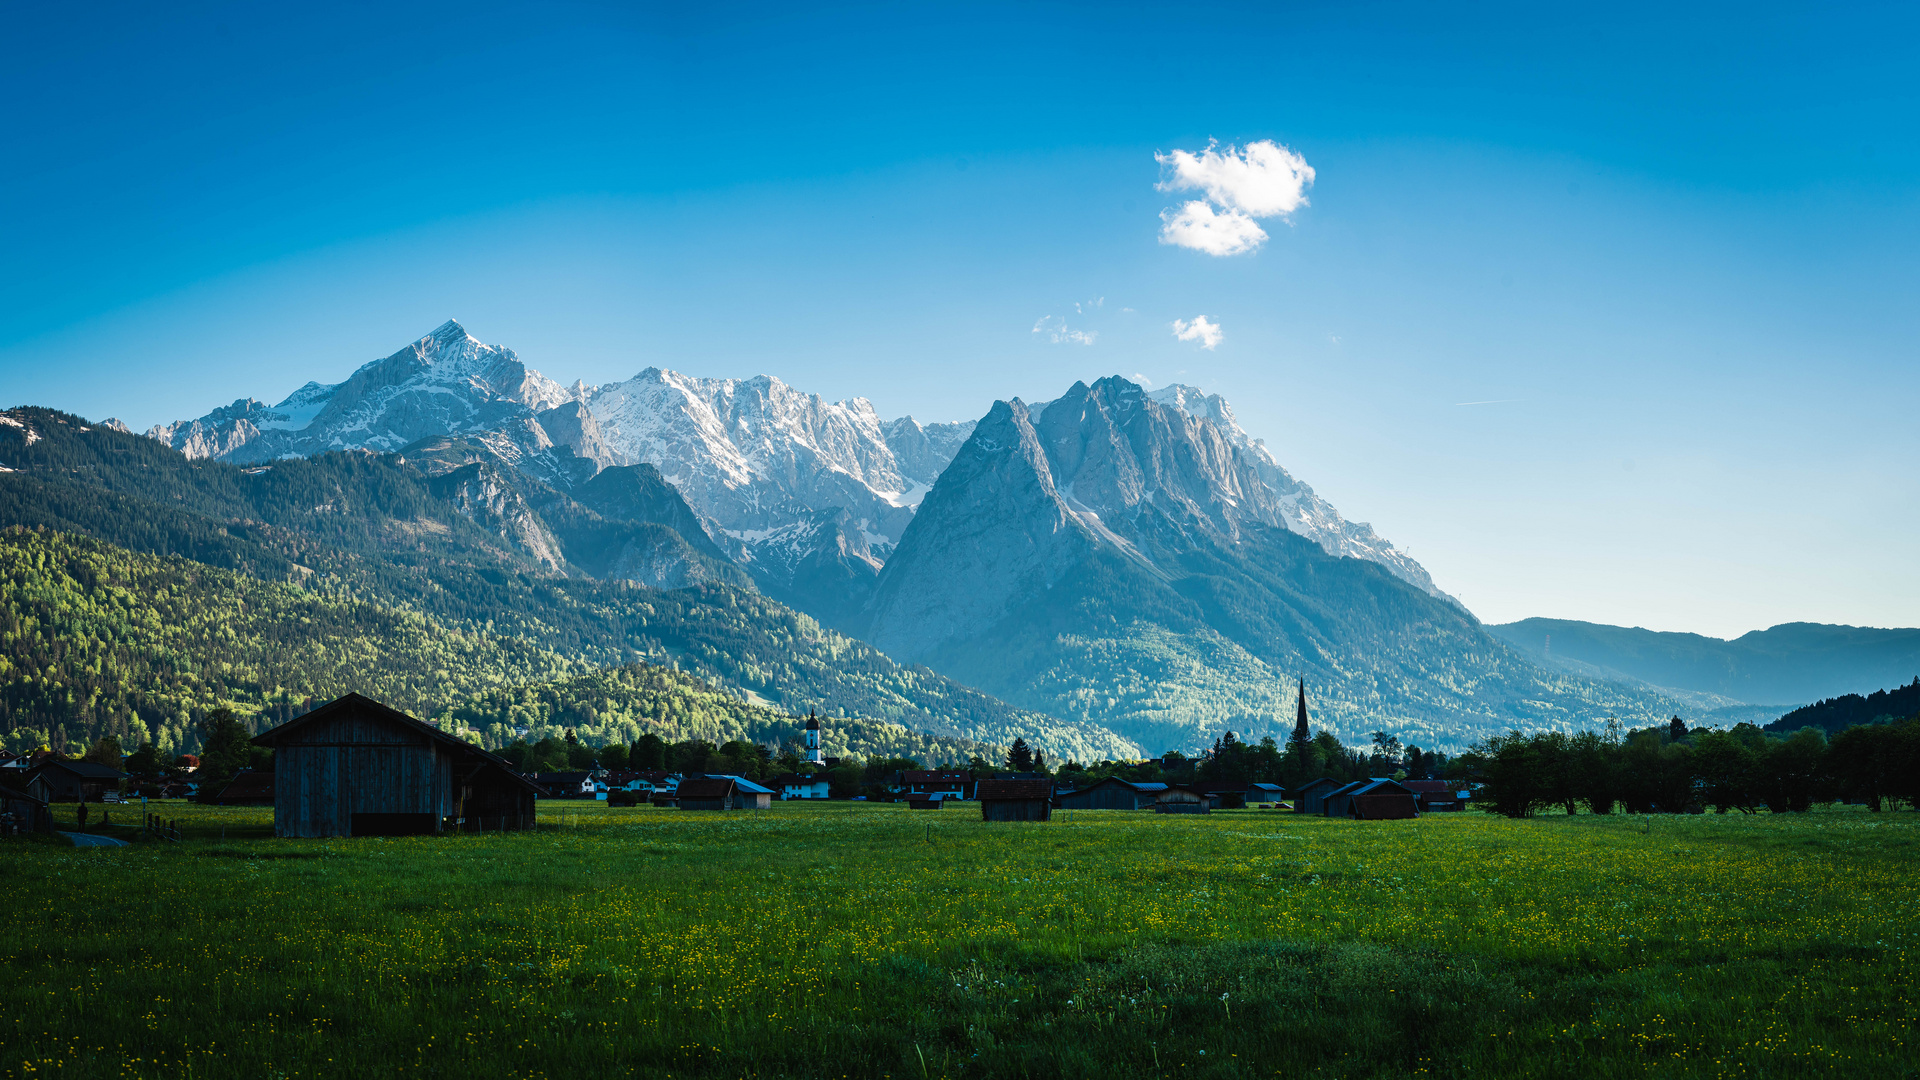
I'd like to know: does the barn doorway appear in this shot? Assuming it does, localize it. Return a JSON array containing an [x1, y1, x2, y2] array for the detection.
[[350, 813, 436, 837]]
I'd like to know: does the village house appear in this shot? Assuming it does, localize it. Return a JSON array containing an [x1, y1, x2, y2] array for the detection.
[[28, 759, 126, 803], [527, 771, 595, 798], [1055, 776, 1166, 810], [768, 773, 832, 800], [976, 778, 1053, 821], [891, 770, 974, 800], [252, 692, 540, 837], [1403, 780, 1464, 812]]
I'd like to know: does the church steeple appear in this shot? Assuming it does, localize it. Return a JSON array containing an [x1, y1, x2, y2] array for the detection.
[[804, 710, 823, 765], [1291, 679, 1311, 744]]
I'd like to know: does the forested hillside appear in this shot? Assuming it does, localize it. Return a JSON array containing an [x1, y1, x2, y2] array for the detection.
[[1767, 678, 1920, 736], [439, 663, 996, 765], [0, 525, 578, 755], [0, 409, 1129, 759]]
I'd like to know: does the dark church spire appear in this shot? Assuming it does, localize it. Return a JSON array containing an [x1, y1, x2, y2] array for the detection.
[[1291, 679, 1311, 744]]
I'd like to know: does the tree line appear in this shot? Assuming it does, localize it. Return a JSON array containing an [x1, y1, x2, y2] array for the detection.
[[1466, 715, 1920, 817]]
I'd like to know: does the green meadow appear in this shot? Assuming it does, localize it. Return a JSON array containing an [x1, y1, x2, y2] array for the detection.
[[2, 803, 1915, 1079]]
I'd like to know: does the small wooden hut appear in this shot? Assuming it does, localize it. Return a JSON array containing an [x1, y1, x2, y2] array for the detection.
[[976, 779, 1053, 821], [1347, 779, 1420, 819], [0, 776, 52, 834], [252, 693, 539, 838], [29, 760, 126, 803], [1056, 777, 1163, 810], [675, 776, 773, 810], [1152, 785, 1210, 814], [1293, 777, 1343, 815]]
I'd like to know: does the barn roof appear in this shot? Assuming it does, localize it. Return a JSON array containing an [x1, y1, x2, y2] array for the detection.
[[676, 777, 737, 799], [1402, 780, 1450, 794], [0, 775, 48, 805], [705, 774, 775, 795], [1352, 779, 1416, 796], [975, 779, 1053, 801], [31, 759, 126, 780], [1294, 777, 1344, 794], [252, 693, 540, 794]]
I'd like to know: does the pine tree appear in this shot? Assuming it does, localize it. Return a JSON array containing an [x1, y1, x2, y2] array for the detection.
[[1007, 737, 1033, 772]]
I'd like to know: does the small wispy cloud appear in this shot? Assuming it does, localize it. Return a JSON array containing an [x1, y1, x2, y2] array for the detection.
[[1033, 315, 1097, 346], [1171, 315, 1223, 350], [1154, 139, 1314, 256], [1129, 372, 1155, 387], [1074, 297, 1105, 315]]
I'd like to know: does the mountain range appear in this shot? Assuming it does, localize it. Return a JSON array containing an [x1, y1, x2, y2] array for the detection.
[[1487, 618, 1920, 709], [14, 319, 1894, 757]]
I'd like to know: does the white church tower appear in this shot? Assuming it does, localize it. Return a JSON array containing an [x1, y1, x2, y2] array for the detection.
[[804, 710, 823, 765]]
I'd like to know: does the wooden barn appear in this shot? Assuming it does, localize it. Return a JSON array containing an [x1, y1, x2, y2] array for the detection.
[[1325, 779, 1419, 819], [29, 760, 126, 803], [1056, 777, 1165, 810], [1152, 785, 1211, 814], [977, 779, 1053, 821], [675, 776, 773, 810], [1403, 780, 1464, 812], [1318, 780, 1369, 818], [0, 775, 52, 834], [1293, 777, 1343, 815], [252, 693, 539, 838], [1249, 782, 1286, 806]]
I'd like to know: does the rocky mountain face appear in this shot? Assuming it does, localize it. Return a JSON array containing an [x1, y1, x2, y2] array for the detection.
[[148, 321, 582, 462], [1143, 384, 1450, 603], [148, 323, 976, 615], [863, 377, 1681, 752]]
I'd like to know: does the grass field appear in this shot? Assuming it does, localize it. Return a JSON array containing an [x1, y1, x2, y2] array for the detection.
[[2, 802, 1915, 1079]]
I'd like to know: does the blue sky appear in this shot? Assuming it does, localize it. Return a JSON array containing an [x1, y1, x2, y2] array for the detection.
[[3, 0, 1916, 637]]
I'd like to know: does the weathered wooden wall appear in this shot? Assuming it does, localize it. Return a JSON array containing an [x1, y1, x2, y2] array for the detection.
[[273, 708, 452, 838]]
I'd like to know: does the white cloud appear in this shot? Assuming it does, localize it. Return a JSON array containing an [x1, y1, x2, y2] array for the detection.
[[1033, 315, 1096, 346], [1171, 316, 1223, 350], [1129, 372, 1155, 388], [1154, 139, 1314, 255], [1074, 297, 1105, 314], [1158, 201, 1268, 257]]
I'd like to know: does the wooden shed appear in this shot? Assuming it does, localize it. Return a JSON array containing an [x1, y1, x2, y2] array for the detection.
[[976, 779, 1053, 821], [0, 775, 52, 835], [1293, 777, 1343, 815], [1152, 785, 1211, 814], [29, 760, 126, 803], [675, 776, 773, 810], [1322, 778, 1419, 819], [1403, 780, 1464, 812], [1318, 780, 1369, 818], [252, 693, 539, 838], [1056, 777, 1163, 810]]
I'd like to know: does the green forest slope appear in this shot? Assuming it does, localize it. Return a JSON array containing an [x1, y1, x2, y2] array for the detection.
[[0, 408, 1128, 759], [0, 526, 995, 763]]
